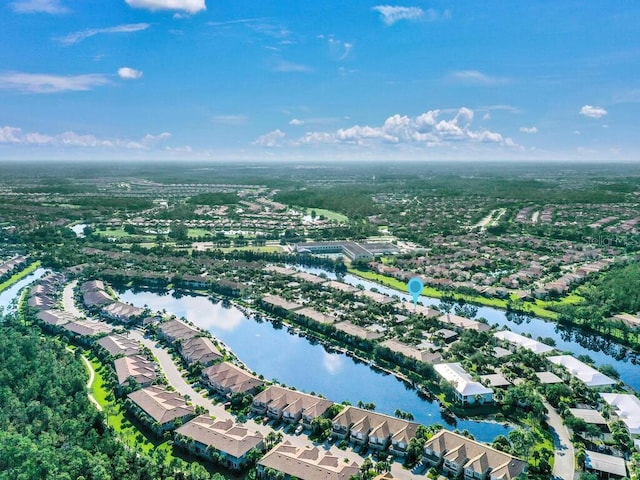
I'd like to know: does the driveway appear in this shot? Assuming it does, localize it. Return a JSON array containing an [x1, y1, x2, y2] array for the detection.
[[62, 280, 85, 318], [545, 401, 576, 480]]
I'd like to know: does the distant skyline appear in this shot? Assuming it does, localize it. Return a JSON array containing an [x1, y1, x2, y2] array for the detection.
[[1, 1, 638, 161]]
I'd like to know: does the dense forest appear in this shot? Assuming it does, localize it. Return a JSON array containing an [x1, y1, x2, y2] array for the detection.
[[583, 262, 640, 315], [0, 314, 221, 480]]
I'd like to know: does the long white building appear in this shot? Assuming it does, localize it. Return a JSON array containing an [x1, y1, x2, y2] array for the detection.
[[434, 362, 493, 405], [601, 393, 640, 435], [494, 330, 554, 354], [548, 355, 616, 388]]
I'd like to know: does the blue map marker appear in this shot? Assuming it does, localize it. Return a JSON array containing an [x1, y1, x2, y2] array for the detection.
[[407, 277, 424, 309]]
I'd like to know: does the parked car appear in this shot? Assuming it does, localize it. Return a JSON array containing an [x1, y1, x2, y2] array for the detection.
[[294, 425, 304, 435]]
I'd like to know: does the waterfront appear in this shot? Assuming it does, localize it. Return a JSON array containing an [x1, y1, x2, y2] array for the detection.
[[299, 266, 640, 391], [118, 287, 513, 443]]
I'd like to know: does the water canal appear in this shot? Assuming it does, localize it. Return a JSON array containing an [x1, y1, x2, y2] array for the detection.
[[0, 268, 46, 313]]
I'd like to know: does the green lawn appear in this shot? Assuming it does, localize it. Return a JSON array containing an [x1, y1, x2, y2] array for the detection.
[[347, 268, 559, 319], [88, 356, 174, 457], [306, 207, 348, 223], [95, 227, 156, 241], [0, 261, 42, 293], [187, 228, 211, 238]]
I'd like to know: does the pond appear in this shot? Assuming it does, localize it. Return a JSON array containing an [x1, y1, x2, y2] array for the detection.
[[118, 287, 513, 443]]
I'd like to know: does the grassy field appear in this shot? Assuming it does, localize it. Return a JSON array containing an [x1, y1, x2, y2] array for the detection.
[[95, 227, 156, 241], [305, 207, 348, 223], [347, 268, 559, 319], [187, 228, 211, 238], [0, 261, 42, 293]]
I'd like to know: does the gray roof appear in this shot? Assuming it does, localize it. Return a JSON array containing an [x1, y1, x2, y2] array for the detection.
[[585, 451, 627, 477], [96, 334, 140, 356]]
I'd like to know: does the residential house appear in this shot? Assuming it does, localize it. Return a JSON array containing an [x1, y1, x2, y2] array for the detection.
[[252, 386, 333, 426], [179, 336, 222, 367], [83, 289, 114, 307], [434, 363, 494, 405], [114, 355, 157, 389], [201, 362, 264, 396], [62, 319, 114, 338], [548, 355, 616, 388], [380, 338, 442, 364], [438, 313, 491, 332], [157, 319, 200, 344], [423, 430, 526, 480], [37, 309, 76, 326], [600, 393, 640, 435], [334, 321, 384, 341], [330, 406, 419, 456], [175, 416, 264, 470], [127, 385, 195, 433], [102, 301, 145, 323], [257, 441, 360, 480], [494, 331, 554, 355], [584, 451, 627, 479], [96, 333, 141, 357]]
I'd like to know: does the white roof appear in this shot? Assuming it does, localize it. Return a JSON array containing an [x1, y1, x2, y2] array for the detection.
[[585, 451, 627, 477], [601, 393, 640, 434], [494, 330, 553, 354], [434, 363, 493, 397], [548, 355, 616, 387]]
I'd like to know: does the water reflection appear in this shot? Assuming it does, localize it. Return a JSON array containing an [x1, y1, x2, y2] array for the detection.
[[322, 351, 345, 375]]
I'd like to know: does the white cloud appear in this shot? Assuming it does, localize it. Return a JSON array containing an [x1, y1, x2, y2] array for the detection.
[[450, 70, 509, 85], [287, 107, 517, 150], [125, 0, 206, 13], [520, 126, 538, 134], [0, 125, 172, 149], [212, 115, 247, 125], [253, 129, 285, 147], [289, 118, 305, 126], [10, 0, 69, 14], [0, 72, 110, 93], [372, 5, 425, 25], [372, 5, 449, 25], [117, 67, 143, 80], [272, 60, 312, 73], [57, 23, 150, 45], [580, 105, 608, 118]]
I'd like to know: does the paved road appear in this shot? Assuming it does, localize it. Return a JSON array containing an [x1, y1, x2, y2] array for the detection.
[[62, 280, 85, 318], [545, 401, 576, 480]]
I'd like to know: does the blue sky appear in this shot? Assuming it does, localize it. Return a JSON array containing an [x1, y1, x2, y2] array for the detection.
[[1, 0, 638, 161]]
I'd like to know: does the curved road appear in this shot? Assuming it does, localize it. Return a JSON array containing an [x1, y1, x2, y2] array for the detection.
[[62, 280, 85, 318], [545, 401, 576, 480]]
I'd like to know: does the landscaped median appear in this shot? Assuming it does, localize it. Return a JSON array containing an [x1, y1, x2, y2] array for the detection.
[[0, 260, 41, 293]]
